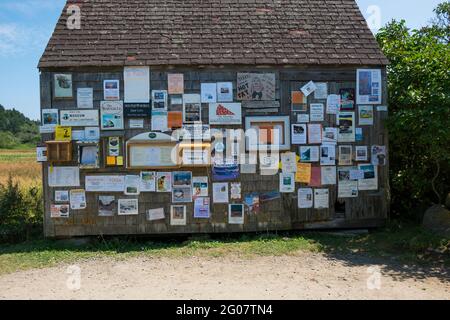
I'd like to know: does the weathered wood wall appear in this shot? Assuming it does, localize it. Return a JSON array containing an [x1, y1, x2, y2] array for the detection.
[[40, 66, 389, 238]]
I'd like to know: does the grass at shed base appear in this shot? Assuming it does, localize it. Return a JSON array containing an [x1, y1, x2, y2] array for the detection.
[[0, 224, 448, 276]]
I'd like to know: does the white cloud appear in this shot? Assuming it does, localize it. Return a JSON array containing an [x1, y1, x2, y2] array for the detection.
[[0, 23, 50, 57]]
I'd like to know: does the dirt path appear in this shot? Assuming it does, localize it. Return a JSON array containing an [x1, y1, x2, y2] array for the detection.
[[0, 253, 448, 300]]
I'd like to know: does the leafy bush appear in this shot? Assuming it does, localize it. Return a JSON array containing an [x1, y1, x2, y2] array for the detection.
[[376, 2, 450, 220], [0, 176, 43, 243]]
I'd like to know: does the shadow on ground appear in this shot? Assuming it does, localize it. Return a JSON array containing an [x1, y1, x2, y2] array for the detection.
[[0, 225, 449, 282]]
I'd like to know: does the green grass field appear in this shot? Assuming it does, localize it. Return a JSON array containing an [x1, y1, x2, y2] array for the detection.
[[0, 225, 448, 276]]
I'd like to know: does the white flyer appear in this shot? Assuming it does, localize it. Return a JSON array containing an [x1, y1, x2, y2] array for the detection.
[[298, 188, 313, 208], [314, 83, 328, 99], [140, 172, 156, 192], [310, 103, 324, 122], [48, 167, 80, 187], [358, 105, 374, 125], [297, 114, 310, 123], [281, 152, 297, 173], [85, 175, 125, 192], [301, 81, 317, 97], [69, 189, 87, 210], [291, 124, 307, 145], [213, 183, 229, 203], [320, 144, 336, 166], [308, 124, 322, 144], [77, 88, 93, 108], [314, 189, 329, 209], [124, 67, 150, 103], [321, 166, 337, 185], [201, 83, 217, 103], [147, 208, 165, 221], [217, 82, 234, 102], [326, 94, 340, 114], [230, 182, 242, 200]]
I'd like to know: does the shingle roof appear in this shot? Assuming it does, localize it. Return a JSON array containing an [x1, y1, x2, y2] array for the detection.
[[38, 0, 389, 68]]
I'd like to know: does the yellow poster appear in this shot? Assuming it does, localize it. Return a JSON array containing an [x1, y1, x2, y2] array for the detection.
[[295, 163, 311, 183], [55, 126, 72, 141]]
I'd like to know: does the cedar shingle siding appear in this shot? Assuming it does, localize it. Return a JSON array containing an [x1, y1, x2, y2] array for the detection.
[[39, 0, 388, 68]]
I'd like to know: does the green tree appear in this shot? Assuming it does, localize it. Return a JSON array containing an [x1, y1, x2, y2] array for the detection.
[[376, 2, 450, 220]]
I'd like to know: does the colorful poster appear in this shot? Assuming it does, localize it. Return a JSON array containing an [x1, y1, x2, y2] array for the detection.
[[168, 74, 184, 94], [371, 145, 387, 166], [298, 188, 313, 208], [140, 172, 156, 192], [358, 164, 378, 191], [209, 103, 242, 125], [85, 175, 125, 192], [98, 196, 115, 216], [296, 163, 311, 183], [291, 124, 307, 145], [309, 167, 322, 187], [55, 126, 72, 141], [124, 67, 150, 103], [213, 182, 229, 203], [300, 146, 319, 162], [280, 172, 295, 193], [152, 90, 168, 111], [77, 88, 93, 108], [355, 127, 363, 141], [101, 101, 124, 130], [310, 103, 324, 122], [194, 197, 210, 218], [357, 69, 382, 104], [340, 88, 355, 110], [237, 73, 275, 101], [54, 74, 73, 98], [118, 199, 139, 215], [308, 124, 322, 144], [103, 80, 120, 101], [50, 204, 70, 218], [41, 109, 59, 132], [201, 83, 217, 103], [217, 82, 233, 102], [359, 105, 374, 125], [228, 204, 244, 224], [156, 172, 172, 192], [291, 91, 307, 111], [172, 186, 193, 203], [69, 189, 87, 210], [213, 159, 239, 181], [314, 189, 329, 209], [337, 112, 355, 142], [321, 166, 337, 185], [147, 208, 165, 221], [192, 177, 209, 199]]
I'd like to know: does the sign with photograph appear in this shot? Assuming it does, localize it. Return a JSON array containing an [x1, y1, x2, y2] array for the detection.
[[101, 101, 124, 130], [237, 73, 275, 101], [54, 74, 73, 98], [357, 69, 382, 104]]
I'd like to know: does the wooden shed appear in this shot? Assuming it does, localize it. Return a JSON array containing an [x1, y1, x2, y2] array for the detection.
[[38, 0, 390, 238]]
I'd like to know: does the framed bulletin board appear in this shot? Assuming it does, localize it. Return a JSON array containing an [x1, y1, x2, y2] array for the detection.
[[126, 132, 180, 169], [245, 116, 291, 151]]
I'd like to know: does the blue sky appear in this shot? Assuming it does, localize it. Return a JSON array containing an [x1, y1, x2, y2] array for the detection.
[[0, 0, 444, 120]]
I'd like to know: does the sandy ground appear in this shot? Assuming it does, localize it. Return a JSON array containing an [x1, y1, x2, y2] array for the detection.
[[0, 253, 449, 300]]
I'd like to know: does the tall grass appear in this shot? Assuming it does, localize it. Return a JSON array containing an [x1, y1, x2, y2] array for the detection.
[[0, 149, 41, 187]]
